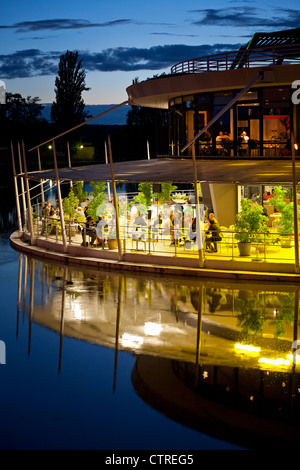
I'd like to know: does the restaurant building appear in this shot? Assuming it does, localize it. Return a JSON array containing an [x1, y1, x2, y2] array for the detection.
[[126, 28, 300, 226], [9, 28, 300, 280]]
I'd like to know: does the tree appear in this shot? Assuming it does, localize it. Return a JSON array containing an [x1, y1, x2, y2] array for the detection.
[[72, 182, 88, 203], [2, 93, 44, 124], [86, 182, 107, 221], [0, 92, 47, 148], [51, 50, 90, 133], [126, 75, 168, 158], [62, 188, 78, 222]]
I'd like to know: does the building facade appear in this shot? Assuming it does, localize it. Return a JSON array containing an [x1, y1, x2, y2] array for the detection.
[[126, 29, 300, 227]]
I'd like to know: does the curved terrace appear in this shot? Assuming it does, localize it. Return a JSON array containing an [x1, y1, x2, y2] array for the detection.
[[9, 27, 300, 281]]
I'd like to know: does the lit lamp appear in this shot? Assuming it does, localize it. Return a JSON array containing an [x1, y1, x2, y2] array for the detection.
[[295, 143, 298, 155]]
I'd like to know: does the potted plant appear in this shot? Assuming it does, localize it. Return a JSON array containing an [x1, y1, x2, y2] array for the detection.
[[270, 186, 295, 247], [107, 227, 117, 250], [234, 199, 268, 256], [72, 181, 88, 204], [63, 189, 79, 237], [86, 182, 107, 221]]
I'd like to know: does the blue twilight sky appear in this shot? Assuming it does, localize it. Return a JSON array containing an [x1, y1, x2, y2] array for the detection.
[[1, 0, 300, 105]]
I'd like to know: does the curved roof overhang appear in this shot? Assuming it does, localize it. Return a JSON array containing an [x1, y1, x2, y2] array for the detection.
[[27, 158, 300, 186], [126, 64, 300, 109]]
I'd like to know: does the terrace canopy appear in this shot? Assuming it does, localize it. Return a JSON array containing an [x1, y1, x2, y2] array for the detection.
[[27, 158, 300, 186]]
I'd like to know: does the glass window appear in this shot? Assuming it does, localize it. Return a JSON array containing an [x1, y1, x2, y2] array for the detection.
[[262, 87, 291, 144], [195, 94, 211, 105], [213, 92, 233, 106], [237, 90, 258, 101]]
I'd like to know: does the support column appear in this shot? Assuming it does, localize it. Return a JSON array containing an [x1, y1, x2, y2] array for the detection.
[[105, 141, 111, 201], [18, 141, 27, 226], [11, 142, 22, 233], [67, 142, 73, 188], [22, 140, 35, 244], [192, 145, 204, 267], [292, 133, 299, 273], [52, 140, 67, 252], [37, 147, 45, 204], [108, 135, 123, 260]]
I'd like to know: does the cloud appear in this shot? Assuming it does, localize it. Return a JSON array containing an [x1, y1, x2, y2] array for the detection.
[[190, 7, 300, 29], [0, 49, 61, 78], [0, 18, 133, 32], [150, 32, 198, 38], [81, 43, 241, 71], [0, 43, 242, 79]]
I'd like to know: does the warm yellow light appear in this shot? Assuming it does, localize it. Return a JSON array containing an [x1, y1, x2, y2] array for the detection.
[[259, 357, 290, 366], [287, 353, 300, 363], [295, 143, 298, 151], [235, 343, 260, 353], [144, 322, 162, 336], [71, 299, 84, 320], [121, 333, 144, 348]]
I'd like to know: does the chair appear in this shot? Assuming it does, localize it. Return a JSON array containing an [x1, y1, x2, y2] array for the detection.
[[220, 226, 230, 250]]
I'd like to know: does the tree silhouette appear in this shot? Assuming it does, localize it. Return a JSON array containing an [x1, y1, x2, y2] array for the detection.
[[126, 105, 168, 157], [51, 50, 90, 133], [0, 92, 48, 149], [2, 93, 44, 124], [125, 75, 168, 158]]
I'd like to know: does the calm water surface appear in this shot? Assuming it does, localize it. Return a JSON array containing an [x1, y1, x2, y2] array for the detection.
[[0, 234, 245, 450], [2, 237, 300, 450]]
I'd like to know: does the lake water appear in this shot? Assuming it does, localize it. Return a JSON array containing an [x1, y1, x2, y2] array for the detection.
[[0, 234, 245, 450], [1, 178, 300, 452]]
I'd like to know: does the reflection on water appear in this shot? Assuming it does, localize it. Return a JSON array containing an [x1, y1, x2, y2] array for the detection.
[[17, 253, 300, 448]]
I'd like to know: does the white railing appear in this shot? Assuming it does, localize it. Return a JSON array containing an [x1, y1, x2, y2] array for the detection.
[[171, 44, 300, 74]]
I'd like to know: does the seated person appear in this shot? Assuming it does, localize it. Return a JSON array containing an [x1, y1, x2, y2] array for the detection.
[[216, 131, 224, 152], [183, 210, 196, 241], [205, 213, 222, 252], [172, 210, 183, 244], [130, 211, 148, 240], [81, 216, 97, 246], [96, 216, 108, 247]]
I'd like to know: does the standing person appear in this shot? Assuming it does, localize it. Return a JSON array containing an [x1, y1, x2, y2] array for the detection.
[[43, 201, 52, 217], [130, 201, 139, 223], [41, 201, 52, 234], [239, 131, 249, 156], [205, 213, 222, 252]]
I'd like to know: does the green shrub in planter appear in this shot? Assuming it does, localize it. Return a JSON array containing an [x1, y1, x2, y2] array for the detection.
[[270, 186, 296, 246], [63, 189, 78, 222], [234, 199, 268, 255]]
